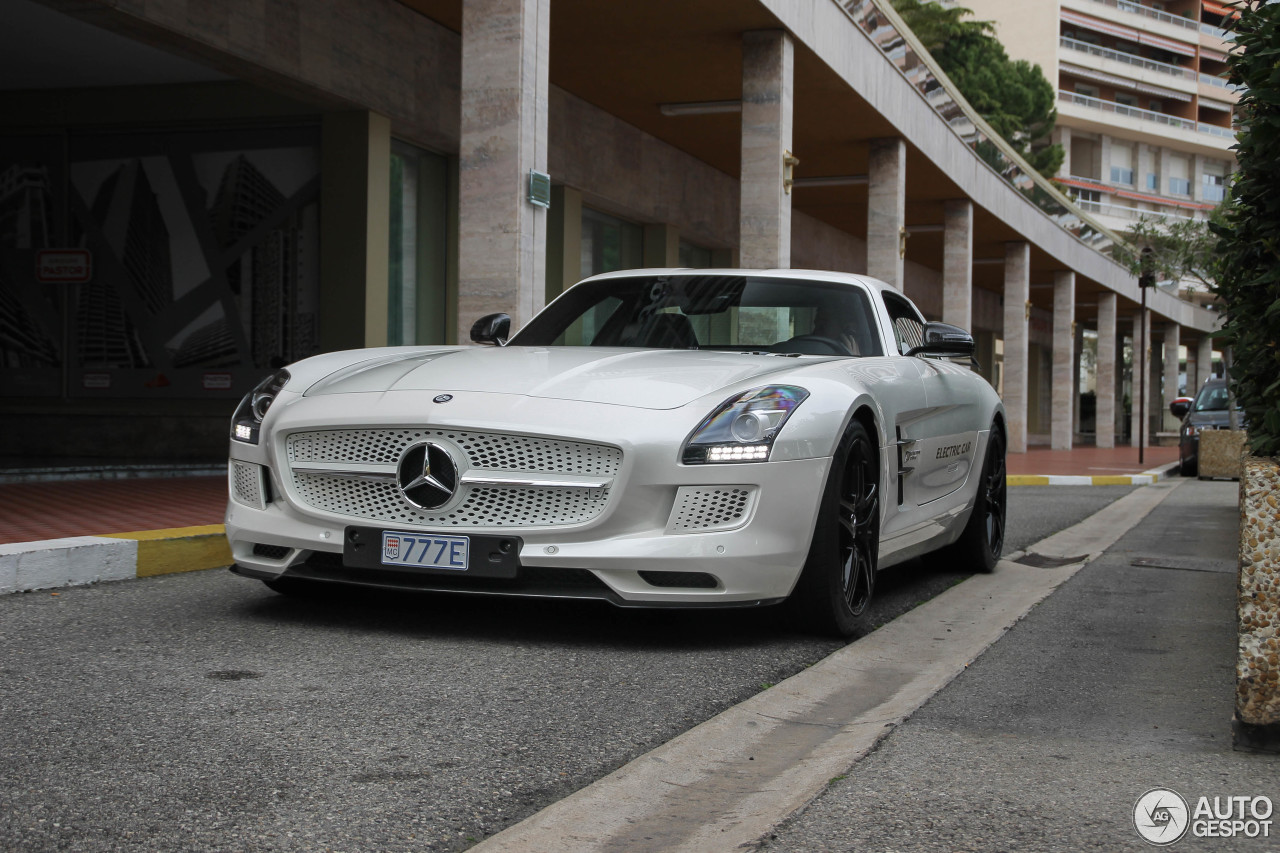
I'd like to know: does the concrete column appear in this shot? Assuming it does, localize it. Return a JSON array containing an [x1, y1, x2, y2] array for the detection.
[[1130, 308, 1151, 448], [545, 185, 582, 305], [739, 30, 794, 270], [457, 0, 550, 339], [942, 199, 973, 329], [1003, 242, 1031, 453], [320, 111, 392, 352], [1053, 125, 1071, 179], [1163, 323, 1181, 429], [1096, 292, 1117, 449], [867, 137, 907, 290], [1073, 323, 1084, 435], [1197, 336, 1214, 387], [1051, 271, 1076, 450]]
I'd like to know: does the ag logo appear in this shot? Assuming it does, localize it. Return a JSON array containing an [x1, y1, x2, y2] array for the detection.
[[1134, 788, 1190, 846]]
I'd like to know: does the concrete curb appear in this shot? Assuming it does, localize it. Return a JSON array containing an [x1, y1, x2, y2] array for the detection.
[[0, 525, 230, 595], [1007, 462, 1179, 487]]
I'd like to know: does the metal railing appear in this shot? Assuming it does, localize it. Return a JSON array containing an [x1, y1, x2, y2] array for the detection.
[[1059, 90, 1197, 129], [1199, 72, 1237, 90], [1082, 0, 1201, 30], [1201, 22, 1236, 40], [1074, 199, 1200, 223], [1059, 36, 1195, 79]]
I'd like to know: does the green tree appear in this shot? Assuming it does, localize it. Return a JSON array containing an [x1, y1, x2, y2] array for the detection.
[[1211, 0, 1280, 456], [890, 0, 1064, 179], [1112, 209, 1227, 290]]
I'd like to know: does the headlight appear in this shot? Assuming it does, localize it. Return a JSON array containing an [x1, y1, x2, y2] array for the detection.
[[231, 369, 290, 444], [682, 385, 809, 464]]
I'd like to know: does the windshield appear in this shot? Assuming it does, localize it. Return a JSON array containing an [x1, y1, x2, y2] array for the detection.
[[511, 274, 884, 357], [1193, 383, 1230, 412]]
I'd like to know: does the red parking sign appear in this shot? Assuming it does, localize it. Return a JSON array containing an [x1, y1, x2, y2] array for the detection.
[[36, 249, 92, 283]]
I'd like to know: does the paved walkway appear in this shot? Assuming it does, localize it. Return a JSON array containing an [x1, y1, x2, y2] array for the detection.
[[0, 444, 1180, 546]]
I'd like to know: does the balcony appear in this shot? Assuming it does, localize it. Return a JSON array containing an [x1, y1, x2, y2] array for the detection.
[[1059, 89, 1194, 128], [1059, 90, 1234, 139], [1079, 0, 1201, 31], [1059, 35, 1194, 80]]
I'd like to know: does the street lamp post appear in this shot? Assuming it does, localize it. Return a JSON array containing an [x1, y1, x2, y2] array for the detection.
[[1138, 248, 1155, 466]]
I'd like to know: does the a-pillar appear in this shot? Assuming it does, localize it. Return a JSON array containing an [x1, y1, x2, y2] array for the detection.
[[1198, 336, 1214, 388], [1163, 323, 1181, 429], [1003, 242, 1031, 453], [867, 138, 907, 290], [1130, 308, 1151, 448], [1096, 292, 1117, 448], [457, 0, 550, 340], [320, 111, 391, 351], [1051, 271, 1075, 450], [739, 30, 794, 270], [942, 199, 972, 329]]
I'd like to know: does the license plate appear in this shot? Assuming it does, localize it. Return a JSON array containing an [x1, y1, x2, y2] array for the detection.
[[380, 531, 469, 571]]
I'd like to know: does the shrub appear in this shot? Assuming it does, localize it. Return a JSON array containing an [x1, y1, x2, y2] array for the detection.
[[1212, 0, 1280, 457]]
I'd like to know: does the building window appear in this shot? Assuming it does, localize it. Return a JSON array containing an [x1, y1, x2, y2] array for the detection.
[[1169, 177, 1191, 195], [1074, 84, 1101, 99], [1110, 166, 1135, 185], [678, 241, 714, 269], [581, 208, 643, 279], [1146, 172, 1159, 190], [1115, 93, 1140, 109], [388, 140, 448, 346]]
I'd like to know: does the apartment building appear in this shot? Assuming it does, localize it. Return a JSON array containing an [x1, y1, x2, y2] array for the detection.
[[961, 0, 1237, 238]]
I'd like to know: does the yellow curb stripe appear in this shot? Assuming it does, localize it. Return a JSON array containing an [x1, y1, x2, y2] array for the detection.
[[102, 525, 230, 578], [1007, 475, 1050, 486], [1088, 475, 1136, 486]]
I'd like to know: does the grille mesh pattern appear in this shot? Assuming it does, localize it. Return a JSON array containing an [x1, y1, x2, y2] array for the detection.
[[286, 429, 620, 528], [289, 429, 621, 476], [666, 486, 757, 533], [231, 461, 266, 510]]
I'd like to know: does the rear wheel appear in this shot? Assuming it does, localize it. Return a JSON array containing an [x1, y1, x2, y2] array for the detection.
[[945, 426, 1006, 573], [786, 420, 879, 639]]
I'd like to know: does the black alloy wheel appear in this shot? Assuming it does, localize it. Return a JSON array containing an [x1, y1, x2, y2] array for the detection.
[[787, 420, 880, 638], [838, 429, 878, 618], [945, 425, 1005, 573]]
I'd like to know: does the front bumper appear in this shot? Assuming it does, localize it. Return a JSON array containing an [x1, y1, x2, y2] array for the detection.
[[226, 426, 831, 607]]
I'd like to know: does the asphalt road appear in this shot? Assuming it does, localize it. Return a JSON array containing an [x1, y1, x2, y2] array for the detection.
[[0, 485, 1133, 852]]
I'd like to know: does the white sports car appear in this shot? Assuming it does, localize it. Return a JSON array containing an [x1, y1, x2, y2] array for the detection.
[[226, 269, 1006, 637]]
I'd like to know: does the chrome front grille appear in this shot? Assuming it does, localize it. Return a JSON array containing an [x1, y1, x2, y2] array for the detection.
[[285, 429, 621, 528]]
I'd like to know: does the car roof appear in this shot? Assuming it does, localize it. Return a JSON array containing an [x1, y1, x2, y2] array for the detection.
[[577, 268, 894, 296]]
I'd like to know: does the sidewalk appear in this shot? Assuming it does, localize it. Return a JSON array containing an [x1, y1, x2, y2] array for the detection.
[[759, 476, 1264, 852]]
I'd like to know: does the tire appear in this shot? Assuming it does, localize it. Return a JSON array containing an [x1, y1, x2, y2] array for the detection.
[[1179, 453, 1196, 478], [946, 426, 1006, 573], [786, 420, 880, 639]]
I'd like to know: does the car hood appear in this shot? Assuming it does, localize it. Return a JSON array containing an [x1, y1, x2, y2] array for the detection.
[[301, 346, 824, 410]]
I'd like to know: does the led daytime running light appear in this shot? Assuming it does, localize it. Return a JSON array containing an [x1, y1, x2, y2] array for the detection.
[[683, 385, 809, 464]]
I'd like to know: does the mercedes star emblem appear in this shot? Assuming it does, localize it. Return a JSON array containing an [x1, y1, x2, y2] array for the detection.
[[396, 442, 458, 510]]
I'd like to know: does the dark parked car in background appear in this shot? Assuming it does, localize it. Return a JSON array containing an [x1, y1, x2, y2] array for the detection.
[[1171, 378, 1243, 477]]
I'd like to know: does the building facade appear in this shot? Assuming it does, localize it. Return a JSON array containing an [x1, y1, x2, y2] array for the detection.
[[0, 0, 1218, 462]]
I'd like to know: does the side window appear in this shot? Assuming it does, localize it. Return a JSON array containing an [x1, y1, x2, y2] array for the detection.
[[882, 293, 925, 356]]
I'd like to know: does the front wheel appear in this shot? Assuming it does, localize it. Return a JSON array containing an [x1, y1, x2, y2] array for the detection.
[[786, 420, 880, 638], [945, 426, 1006, 573]]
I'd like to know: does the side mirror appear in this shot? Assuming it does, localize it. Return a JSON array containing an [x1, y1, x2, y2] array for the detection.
[[470, 313, 511, 346], [1170, 397, 1192, 419], [905, 322, 975, 358]]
